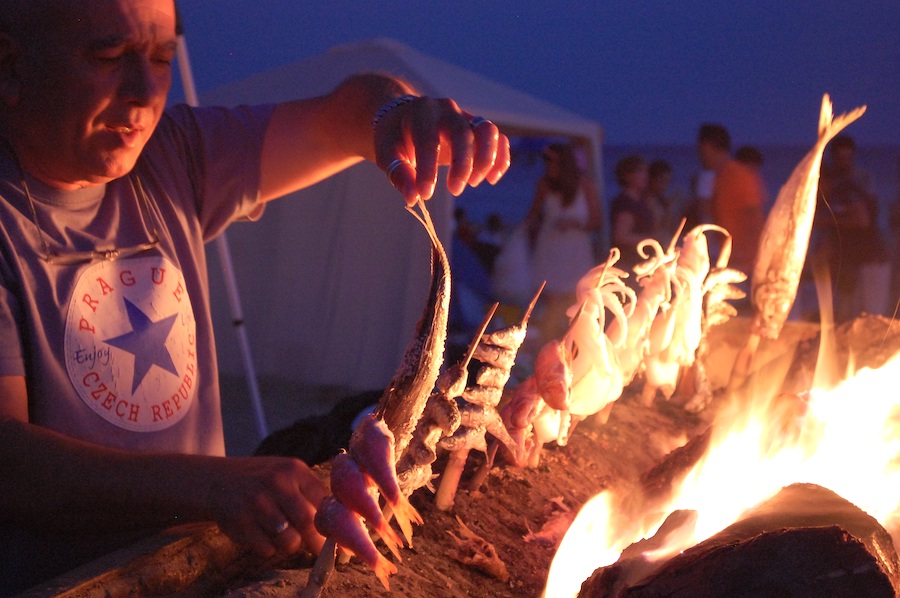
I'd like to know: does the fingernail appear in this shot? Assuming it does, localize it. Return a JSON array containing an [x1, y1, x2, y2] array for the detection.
[[419, 181, 436, 200], [448, 178, 466, 196]]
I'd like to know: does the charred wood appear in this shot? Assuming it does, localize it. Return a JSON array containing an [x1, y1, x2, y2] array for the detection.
[[580, 483, 900, 597]]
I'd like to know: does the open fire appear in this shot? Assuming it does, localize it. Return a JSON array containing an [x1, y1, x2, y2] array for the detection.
[[546, 341, 900, 597], [541, 94, 898, 597]]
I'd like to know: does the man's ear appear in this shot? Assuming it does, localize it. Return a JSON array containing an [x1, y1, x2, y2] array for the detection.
[[0, 33, 23, 106]]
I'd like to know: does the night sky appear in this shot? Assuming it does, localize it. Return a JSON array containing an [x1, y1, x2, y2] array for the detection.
[[173, 1, 899, 147]]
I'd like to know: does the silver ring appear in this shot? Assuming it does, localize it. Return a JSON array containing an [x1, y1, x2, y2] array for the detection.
[[468, 116, 490, 129], [386, 158, 406, 183], [274, 520, 290, 535]]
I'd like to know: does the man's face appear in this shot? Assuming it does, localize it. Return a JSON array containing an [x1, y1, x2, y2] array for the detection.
[[831, 146, 855, 174], [9, 0, 176, 189]]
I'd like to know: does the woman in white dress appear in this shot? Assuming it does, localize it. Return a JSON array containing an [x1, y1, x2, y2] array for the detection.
[[525, 143, 603, 341]]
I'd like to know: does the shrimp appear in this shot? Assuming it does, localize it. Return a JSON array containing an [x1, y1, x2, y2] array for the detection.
[[534, 338, 573, 411], [435, 302, 543, 510], [314, 496, 398, 591], [349, 414, 423, 546], [499, 376, 543, 467], [329, 452, 403, 561]]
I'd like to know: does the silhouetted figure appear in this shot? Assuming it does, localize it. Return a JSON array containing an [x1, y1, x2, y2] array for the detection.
[[697, 123, 766, 275], [814, 135, 889, 322], [646, 159, 675, 239], [610, 154, 655, 276], [525, 142, 602, 341]]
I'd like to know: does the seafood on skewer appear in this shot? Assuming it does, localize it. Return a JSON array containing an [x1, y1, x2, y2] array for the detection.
[[306, 198, 448, 594], [434, 298, 541, 508], [679, 264, 748, 412], [376, 198, 451, 460], [607, 228, 680, 386], [314, 496, 398, 591], [733, 94, 866, 386], [397, 303, 497, 504], [349, 415, 423, 546], [566, 250, 634, 419], [505, 302, 583, 468], [642, 223, 732, 404], [329, 452, 403, 561], [433, 286, 544, 509], [498, 376, 544, 466]]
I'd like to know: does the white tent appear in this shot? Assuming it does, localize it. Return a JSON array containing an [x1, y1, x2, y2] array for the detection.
[[202, 37, 604, 391]]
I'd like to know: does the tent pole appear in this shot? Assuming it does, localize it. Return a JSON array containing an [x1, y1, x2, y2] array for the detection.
[[174, 7, 269, 441]]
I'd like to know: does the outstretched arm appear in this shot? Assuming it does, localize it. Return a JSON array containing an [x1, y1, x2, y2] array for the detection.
[[258, 73, 510, 205]]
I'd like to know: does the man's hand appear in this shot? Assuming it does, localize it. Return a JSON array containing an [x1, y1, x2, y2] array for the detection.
[[373, 96, 510, 206], [204, 455, 329, 558]]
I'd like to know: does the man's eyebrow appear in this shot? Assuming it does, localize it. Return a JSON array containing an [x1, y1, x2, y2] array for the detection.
[[87, 35, 128, 51], [86, 36, 178, 52]]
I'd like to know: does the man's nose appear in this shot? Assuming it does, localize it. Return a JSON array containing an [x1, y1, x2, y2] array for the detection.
[[120, 54, 167, 104]]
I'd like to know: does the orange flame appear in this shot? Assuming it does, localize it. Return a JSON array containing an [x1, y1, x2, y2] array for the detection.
[[545, 351, 900, 597]]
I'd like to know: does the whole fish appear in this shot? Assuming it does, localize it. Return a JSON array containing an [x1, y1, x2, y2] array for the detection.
[[732, 94, 865, 387], [750, 94, 866, 340], [374, 198, 450, 460]]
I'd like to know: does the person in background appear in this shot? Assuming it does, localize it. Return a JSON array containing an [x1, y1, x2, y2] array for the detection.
[[525, 142, 602, 341], [0, 0, 510, 593], [697, 123, 765, 275], [734, 144, 770, 210], [645, 159, 674, 240], [453, 206, 479, 247], [735, 144, 765, 170], [813, 135, 889, 322], [473, 211, 507, 274], [890, 160, 900, 315], [609, 154, 655, 277], [682, 163, 716, 232]]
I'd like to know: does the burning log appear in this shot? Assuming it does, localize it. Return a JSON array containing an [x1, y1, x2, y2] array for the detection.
[[579, 483, 900, 597]]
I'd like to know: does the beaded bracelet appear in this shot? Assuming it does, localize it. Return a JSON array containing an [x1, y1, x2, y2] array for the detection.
[[371, 94, 417, 131]]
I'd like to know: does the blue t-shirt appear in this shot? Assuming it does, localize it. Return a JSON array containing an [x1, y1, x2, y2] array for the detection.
[[0, 102, 274, 593]]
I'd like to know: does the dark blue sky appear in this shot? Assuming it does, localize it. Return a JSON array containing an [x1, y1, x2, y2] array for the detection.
[[173, 1, 899, 147]]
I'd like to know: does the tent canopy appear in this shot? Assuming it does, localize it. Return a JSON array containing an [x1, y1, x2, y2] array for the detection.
[[203, 37, 604, 391]]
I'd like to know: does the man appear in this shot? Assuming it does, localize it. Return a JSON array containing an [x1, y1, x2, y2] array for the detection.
[[0, 0, 509, 593], [696, 123, 765, 275], [814, 135, 888, 322], [645, 159, 673, 239]]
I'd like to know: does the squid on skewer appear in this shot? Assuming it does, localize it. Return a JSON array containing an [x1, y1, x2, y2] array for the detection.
[[642, 223, 732, 404], [566, 250, 634, 419], [607, 228, 680, 387]]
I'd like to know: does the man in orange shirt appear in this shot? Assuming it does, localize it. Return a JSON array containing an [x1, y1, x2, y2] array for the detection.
[[697, 123, 766, 275]]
